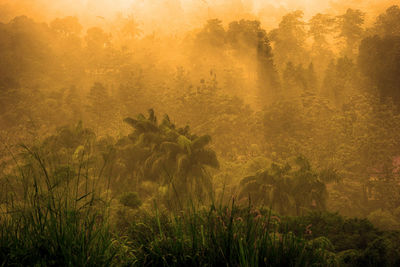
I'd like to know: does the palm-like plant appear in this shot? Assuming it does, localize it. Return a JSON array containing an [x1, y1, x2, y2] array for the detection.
[[120, 109, 219, 203], [239, 156, 338, 215], [291, 156, 328, 215], [239, 162, 294, 213], [161, 133, 219, 200]]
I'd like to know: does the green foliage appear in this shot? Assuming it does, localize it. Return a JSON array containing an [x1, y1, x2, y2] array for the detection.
[[0, 146, 116, 266], [360, 236, 400, 266], [124, 202, 337, 266], [336, 8, 365, 58], [119, 110, 219, 207], [373, 5, 400, 37], [281, 212, 379, 252], [358, 34, 400, 103], [269, 10, 308, 69], [2, 5, 400, 265], [239, 156, 333, 215]]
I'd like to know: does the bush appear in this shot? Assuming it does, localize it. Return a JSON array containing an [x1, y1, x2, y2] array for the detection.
[[359, 236, 400, 266], [281, 211, 379, 251]]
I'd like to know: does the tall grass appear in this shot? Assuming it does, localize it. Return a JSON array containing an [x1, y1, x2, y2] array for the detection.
[[0, 145, 117, 266], [0, 144, 339, 266], [124, 200, 338, 266]]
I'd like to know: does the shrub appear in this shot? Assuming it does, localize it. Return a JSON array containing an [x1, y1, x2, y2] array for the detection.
[[281, 211, 379, 251]]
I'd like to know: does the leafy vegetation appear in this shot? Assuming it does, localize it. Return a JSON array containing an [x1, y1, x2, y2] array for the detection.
[[1, 2, 400, 266]]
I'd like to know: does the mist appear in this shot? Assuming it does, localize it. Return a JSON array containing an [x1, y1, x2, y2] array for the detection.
[[1, 0, 400, 266], [2, 0, 397, 31]]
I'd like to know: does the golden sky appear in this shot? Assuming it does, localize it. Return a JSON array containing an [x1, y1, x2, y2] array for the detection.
[[1, 0, 399, 31]]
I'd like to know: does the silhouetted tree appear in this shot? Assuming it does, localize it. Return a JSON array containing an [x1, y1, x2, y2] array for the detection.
[[336, 8, 365, 58], [358, 35, 400, 104]]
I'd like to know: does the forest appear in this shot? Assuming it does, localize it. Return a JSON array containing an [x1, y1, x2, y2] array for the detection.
[[1, 0, 400, 266]]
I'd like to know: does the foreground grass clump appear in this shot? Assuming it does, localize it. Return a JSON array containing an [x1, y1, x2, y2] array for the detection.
[[122, 202, 337, 266], [0, 146, 117, 266]]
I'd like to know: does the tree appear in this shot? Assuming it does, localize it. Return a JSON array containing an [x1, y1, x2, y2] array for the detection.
[[50, 16, 83, 83], [322, 57, 359, 108], [0, 77, 22, 127], [329, 93, 400, 216], [358, 35, 400, 104], [0, 16, 56, 84], [85, 27, 110, 51], [239, 156, 336, 215], [120, 15, 142, 41], [227, 19, 279, 103], [196, 19, 226, 50], [190, 19, 227, 72], [50, 16, 82, 37], [308, 13, 335, 72], [84, 27, 111, 72], [373, 5, 400, 37], [269, 11, 308, 70], [162, 73, 263, 159], [282, 62, 317, 98], [64, 85, 83, 122], [120, 110, 219, 206], [336, 8, 365, 58], [309, 13, 335, 49], [86, 82, 114, 131]]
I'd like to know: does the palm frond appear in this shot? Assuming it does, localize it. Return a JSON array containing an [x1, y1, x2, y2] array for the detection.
[[123, 117, 142, 131], [147, 108, 157, 124], [176, 154, 189, 176], [192, 135, 212, 150], [193, 149, 219, 169], [177, 135, 192, 154], [160, 142, 182, 158]]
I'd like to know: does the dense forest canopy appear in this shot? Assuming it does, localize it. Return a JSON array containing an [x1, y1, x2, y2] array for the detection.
[[1, 1, 400, 266]]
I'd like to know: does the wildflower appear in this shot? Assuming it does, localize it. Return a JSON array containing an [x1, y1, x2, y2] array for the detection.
[[305, 224, 312, 235]]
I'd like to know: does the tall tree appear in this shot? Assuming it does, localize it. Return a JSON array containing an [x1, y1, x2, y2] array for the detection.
[[358, 35, 400, 104], [322, 57, 359, 108], [239, 156, 335, 215], [84, 27, 111, 73], [373, 5, 400, 37], [86, 82, 114, 132], [50, 16, 82, 37], [227, 19, 279, 104], [336, 8, 365, 59], [308, 13, 335, 72], [269, 11, 308, 70], [195, 19, 226, 51]]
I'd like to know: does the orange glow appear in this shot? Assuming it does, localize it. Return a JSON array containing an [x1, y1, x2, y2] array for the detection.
[[2, 0, 398, 31]]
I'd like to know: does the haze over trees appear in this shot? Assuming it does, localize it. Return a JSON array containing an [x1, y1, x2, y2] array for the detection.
[[1, 1, 400, 266]]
